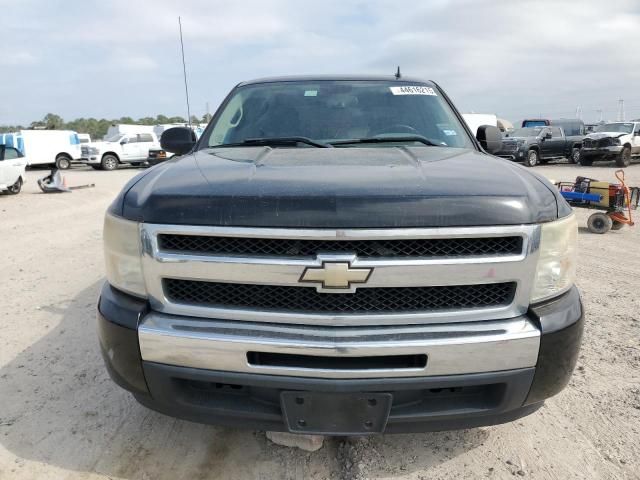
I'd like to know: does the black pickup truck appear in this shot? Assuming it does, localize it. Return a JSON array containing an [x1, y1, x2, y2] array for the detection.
[[98, 75, 583, 435], [497, 126, 583, 167]]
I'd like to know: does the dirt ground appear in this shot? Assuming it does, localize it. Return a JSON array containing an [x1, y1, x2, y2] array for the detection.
[[1, 161, 639, 480]]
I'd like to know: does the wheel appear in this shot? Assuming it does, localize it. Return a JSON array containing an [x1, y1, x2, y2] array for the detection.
[[579, 153, 593, 166], [90, 165, 102, 170], [6, 177, 22, 195], [55, 155, 71, 170], [524, 149, 538, 167], [569, 147, 580, 164], [611, 221, 625, 231], [101, 154, 118, 171], [616, 146, 631, 168], [587, 212, 613, 234]]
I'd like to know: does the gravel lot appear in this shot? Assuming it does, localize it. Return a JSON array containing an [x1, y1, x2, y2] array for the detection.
[[1, 161, 639, 480]]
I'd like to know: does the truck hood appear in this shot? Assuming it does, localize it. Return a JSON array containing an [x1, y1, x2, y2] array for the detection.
[[88, 141, 118, 149], [502, 135, 534, 142], [585, 132, 628, 139], [115, 146, 565, 228]]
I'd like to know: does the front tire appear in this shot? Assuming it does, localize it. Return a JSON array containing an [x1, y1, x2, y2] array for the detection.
[[6, 177, 22, 194], [579, 153, 593, 166], [587, 212, 613, 234], [569, 147, 580, 164], [525, 149, 539, 167], [616, 146, 631, 168], [55, 155, 71, 170], [101, 154, 118, 171]]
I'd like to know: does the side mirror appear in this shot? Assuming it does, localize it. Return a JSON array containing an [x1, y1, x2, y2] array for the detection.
[[119, 140, 127, 145], [476, 125, 502, 154], [161, 127, 197, 155], [544, 132, 552, 139]]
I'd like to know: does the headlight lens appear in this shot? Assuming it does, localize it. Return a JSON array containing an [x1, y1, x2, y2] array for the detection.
[[531, 213, 577, 303], [610, 137, 621, 146], [103, 213, 147, 298], [89, 146, 100, 154]]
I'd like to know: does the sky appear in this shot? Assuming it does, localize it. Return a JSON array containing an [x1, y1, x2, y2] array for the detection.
[[2, 0, 640, 126]]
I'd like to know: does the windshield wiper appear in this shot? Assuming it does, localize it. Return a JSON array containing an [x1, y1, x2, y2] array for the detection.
[[329, 136, 441, 147], [217, 137, 331, 148]]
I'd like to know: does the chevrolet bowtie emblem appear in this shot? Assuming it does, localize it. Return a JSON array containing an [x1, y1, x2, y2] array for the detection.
[[300, 262, 372, 290]]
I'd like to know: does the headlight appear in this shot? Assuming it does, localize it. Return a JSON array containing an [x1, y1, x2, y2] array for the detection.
[[103, 212, 147, 298], [531, 213, 577, 303], [609, 137, 621, 146], [89, 146, 100, 154]]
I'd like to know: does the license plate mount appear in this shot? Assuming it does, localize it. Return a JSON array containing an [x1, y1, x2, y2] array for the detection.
[[280, 391, 392, 435]]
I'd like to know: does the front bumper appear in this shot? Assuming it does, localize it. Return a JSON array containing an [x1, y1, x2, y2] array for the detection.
[[98, 283, 583, 433], [581, 146, 623, 160]]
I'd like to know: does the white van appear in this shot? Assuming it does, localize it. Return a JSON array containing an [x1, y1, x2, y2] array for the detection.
[[0, 130, 82, 169], [461, 114, 498, 138]]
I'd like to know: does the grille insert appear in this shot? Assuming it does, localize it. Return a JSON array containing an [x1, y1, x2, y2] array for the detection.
[[163, 279, 516, 314], [158, 234, 523, 258]]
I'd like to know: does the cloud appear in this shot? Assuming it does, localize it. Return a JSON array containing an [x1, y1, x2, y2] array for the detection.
[[2, 0, 640, 124]]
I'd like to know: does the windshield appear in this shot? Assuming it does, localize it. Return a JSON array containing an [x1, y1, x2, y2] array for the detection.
[[522, 120, 548, 128], [595, 123, 633, 134], [508, 127, 544, 137], [203, 80, 474, 149], [105, 134, 124, 142]]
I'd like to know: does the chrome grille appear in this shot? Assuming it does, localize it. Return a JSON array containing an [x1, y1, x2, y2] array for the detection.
[[140, 224, 540, 326], [157, 234, 523, 258], [500, 142, 518, 152], [164, 279, 516, 314]]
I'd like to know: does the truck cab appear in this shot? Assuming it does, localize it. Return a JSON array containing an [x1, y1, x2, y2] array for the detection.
[[81, 132, 161, 170], [98, 76, 583, 435]]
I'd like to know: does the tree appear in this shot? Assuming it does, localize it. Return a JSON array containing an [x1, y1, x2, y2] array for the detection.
[[43, 113, 64, 129]]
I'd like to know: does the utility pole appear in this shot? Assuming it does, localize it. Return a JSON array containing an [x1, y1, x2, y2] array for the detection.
[[596, 109, 603, 122], [575, 106, 582, 120], [617, 99, 625, 122]]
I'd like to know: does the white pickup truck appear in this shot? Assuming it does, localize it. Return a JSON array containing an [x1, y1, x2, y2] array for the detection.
[[0, 145, 28, 194], [80, 132, 161, 170]]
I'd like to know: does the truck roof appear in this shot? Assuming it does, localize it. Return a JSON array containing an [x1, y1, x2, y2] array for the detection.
[[237, 75, 433, 86]]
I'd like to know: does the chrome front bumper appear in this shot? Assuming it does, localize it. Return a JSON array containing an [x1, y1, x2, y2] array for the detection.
[[139, 312, 540, 379]]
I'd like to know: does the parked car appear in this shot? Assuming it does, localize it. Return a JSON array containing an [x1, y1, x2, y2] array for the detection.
[[521, 119, 584, 162], [80, 132, 161, 170], [0, 144, 27, 194], [497, 126, 582, 166], [147, 148, 174, 166], [98, 75, 582, 435], [0, 130, 81, 169], [579, 122, 640, 167]]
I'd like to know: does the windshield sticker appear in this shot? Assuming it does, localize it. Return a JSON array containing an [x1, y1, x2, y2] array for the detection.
[[304, 90, 318, 97], [442, 129, 457, 136], [389, 86, 437, 96]]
